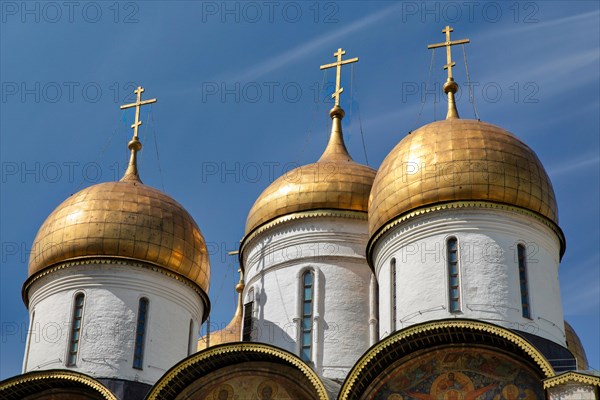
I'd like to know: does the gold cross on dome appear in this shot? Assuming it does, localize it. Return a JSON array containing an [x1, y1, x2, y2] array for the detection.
[[120, 86, 157, 139], [427, 26, 470, 80], [319, 48, 359, 107]]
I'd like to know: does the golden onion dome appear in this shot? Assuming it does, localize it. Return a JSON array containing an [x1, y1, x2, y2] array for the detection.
[[368, 118, 558, 236], [198, 279, 244, 351], [564, 321, 589, 370], [27, 89, 210, 295], [245, 106, 376, 235], [28, 180, 210, 292]]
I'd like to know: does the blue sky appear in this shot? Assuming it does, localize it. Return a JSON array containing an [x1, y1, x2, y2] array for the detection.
[[1, 1, 598, 378]]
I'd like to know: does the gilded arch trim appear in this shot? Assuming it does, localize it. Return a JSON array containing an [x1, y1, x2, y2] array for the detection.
[[146, 342, 328, 400], [0, 370, 117, 400], [543, 371, 600, 389], [339, 319, 555, 400]]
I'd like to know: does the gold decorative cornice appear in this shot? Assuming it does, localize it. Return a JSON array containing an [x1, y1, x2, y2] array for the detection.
[[543, 371, 600, 389], [0, 370, 117, 400], [339, 319, 555, 400], [22, 257, 210, 322], [147, 342, 328, 400], [239, 209, 367, 271], [367, 200, 566, 269]]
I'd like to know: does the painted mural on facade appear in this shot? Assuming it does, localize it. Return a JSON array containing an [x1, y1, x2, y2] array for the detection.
[[368, 347, 544, 400], [184, 373, 314, 399]]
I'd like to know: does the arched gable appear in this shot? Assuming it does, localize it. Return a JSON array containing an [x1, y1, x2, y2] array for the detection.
[[339, 319, 555, 400], [0, 370, 117, 400], [147, 342, 329, 400]]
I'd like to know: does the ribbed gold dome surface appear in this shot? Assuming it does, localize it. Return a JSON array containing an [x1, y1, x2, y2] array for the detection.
[[245, 106, 376, 234], [28, 180, 210, 292], [369, 119, 558, 235]]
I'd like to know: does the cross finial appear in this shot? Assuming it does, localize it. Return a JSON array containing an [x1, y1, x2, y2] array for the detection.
[[120, 86, 157, 139], [319, 48, 358, 107], [427, 26, 470, 119], [119, 86, 157, 182]]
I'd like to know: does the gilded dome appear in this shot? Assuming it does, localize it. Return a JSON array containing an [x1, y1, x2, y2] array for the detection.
[[565, 321, 589, 370], [245, 106, 376, 234], [369, 118, 558, 236], [198, 280, 244, 351], [28, 179, 210, 292]]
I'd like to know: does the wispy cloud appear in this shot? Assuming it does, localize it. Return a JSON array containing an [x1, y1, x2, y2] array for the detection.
[[214, 3, 401, 82], [479, 9, 599, 39], [475, 10, 599, 86], [548, 154, 600, 177], [562, 254, 600, 316]]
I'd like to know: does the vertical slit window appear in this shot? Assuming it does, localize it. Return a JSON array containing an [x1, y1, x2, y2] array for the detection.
[[390, 258, 397, 332], [300, 271, 314, 363], [133, 298, 149, 370], [447, 238, 461, 313], [242, 290, 254, 341], [24, 311, 35, 371], [188, 319, 194, 356], [518, 244, 531, 319], [67, 293, 84, 367]]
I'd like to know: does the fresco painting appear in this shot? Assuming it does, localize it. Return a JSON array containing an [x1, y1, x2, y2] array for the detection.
[[191, 375, 306, 399], [368, 347, 544, 400]]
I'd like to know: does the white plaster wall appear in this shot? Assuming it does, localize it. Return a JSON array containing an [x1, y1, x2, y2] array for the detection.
[[242, 216, 373, 380], [24, 263, 204, 385], [548, 384, 599, 400], [373, 208, 565, 346]]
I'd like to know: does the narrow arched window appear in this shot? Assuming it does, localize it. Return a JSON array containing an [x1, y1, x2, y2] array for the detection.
[[390, 258, 397, 332], [518, 244, 531, 319], [66, 293, 85, 366], [242, 289, 254, 341], [300, 271, 314, 363], [24, 311, 35, 371], [133, 298, 149, 369], [187, 319, 194, 356], [447, 238, 461, 313]]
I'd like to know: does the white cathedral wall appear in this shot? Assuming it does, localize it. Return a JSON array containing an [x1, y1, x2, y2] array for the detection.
[[547, 383, 599, 400], [242, 216, 373, 380], [23, 263, 204, 385], [373, 207, 566, 346]]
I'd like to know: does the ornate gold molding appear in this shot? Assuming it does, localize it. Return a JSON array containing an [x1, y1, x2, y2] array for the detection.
[[339, 319, 555, 400], [543, 371, 600, 389], [367, 201, 566, 267], [240, 209, 367, 270], [0, 370, 117, 399], [22, 257, 210, 321], [147, 342, 328, 400]]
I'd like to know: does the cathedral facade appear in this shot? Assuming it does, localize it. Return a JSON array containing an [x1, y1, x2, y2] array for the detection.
[[1, 29, 598, 400]]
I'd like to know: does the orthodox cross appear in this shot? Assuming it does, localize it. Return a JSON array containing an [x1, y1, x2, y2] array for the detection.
[[120, 86, 157, 139], [319, 48, 359, 107], [427, 26, 470, 81]]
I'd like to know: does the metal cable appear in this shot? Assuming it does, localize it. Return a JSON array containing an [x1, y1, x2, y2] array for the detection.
[[412, 49, 436, 131], [462, 44, 480, 120]]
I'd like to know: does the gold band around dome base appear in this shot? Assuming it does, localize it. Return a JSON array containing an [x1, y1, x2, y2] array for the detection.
[[0, 370, 118, 400], [543, 371, 600, 389], [338, 319, 555, 400], [239, 209, 367, 271], [22, 256, 211, 322], [367, 200, 566, 269]]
